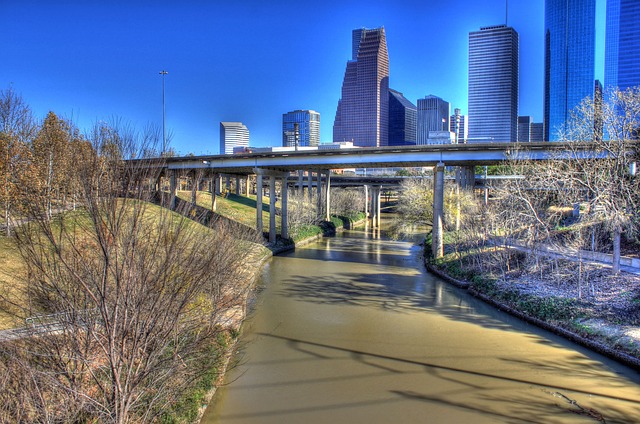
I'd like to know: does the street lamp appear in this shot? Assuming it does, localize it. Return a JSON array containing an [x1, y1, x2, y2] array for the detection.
[[159, 70, 168, 155]]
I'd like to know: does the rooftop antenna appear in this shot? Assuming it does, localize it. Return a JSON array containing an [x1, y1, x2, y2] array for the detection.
[[505, 0, 509, 25]]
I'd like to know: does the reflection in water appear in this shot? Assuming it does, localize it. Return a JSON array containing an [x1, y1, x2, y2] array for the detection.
[[202, 218, 640, 424]]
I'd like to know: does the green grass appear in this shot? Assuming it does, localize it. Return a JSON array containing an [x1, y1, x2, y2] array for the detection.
[[176, 191, 280, 233], [0, 234, 25, 329]]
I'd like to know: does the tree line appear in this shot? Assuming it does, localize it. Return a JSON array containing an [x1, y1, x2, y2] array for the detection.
[[0, 87, 261, 422]]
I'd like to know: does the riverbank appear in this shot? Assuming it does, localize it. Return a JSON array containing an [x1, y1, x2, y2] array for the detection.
[[424, 244, 640, 371]]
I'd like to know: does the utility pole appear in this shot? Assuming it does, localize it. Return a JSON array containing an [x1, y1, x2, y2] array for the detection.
[[160, 70, 168, 155]]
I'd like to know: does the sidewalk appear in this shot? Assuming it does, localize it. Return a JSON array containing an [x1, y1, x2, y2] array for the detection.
[[496, 239, 640, 276]]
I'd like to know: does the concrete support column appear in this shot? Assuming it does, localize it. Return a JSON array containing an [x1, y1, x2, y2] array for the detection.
[[369, 187, 378, 228], [256, 172, 263, 233], [316, 171, 322, 218], [281, 176, 289, 240], [324, 170, 331, 221], [364, 185, 369, 219], [169, 170, 177, 210], [235, 175, 240, 195], [455, 165, 475, 190], [297, 170, 304, 196], [376, 186, 382, 228], [269, 176, 277, 244], [246, 175, 251, 196], [307, 170, 313, 201], [432, 162, 445, 258], [190, 171, 198, 206], [210, 173, 218, 212]]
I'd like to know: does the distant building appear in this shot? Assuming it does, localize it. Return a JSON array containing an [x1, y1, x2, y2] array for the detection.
[[220, 122, 249, 155], [531, 123, 544, 142], [605, 0, 640, 92], [426, 130, 456, 145], [517, 116, 533, 142], [544, 0, 596, 141], [334, 27, 389, 147], [468, 25, 519, 143], [282, 110, 320, 148], [449, 108, 467, 143], [417, 95, 450, 144], [388, 89, 417, 146]]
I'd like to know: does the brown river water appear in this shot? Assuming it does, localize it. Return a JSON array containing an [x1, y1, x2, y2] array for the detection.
[[202, 221, 640, 424]]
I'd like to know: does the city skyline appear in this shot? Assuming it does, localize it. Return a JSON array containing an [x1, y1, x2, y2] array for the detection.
[[1, 0, 606, 154]]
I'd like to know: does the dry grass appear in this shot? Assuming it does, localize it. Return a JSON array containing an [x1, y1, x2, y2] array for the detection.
[[0, 235, 26, 329]]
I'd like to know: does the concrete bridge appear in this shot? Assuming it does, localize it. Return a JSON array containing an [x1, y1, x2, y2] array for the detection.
[[129, 142, 603, 257]]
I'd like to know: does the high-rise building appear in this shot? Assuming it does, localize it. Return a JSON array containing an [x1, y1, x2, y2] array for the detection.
[[388, 89, 417, 146], [220, 122, 249, 155], [468, 25, 519, 143], [544, 0, 596, 141], [449, 108, 468, 143], [605, 0, 640, 92], [282, 110, 320, 148], [518, 116, 533, 142], [417, 95, 450, 144], [531, 123, 544, 141], [334, 27, 390, 147]]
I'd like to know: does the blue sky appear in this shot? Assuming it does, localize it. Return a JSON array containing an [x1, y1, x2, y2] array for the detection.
[[1, 0, 605, 155]]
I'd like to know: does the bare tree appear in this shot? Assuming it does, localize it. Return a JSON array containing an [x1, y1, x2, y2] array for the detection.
[[553, 86, 640, 273], [1, 119, 257, 422]]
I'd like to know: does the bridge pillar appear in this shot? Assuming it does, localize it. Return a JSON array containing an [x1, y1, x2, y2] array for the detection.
[[256, 172, 263, 234], [281, 176, 289, 240], [376, 186, 382, 228], [191, 170, 198, 206], [297, 170, 304, 196], [210, 173, 218, 212], [246, 175, 251, 196], [269, 176, 277, 243], [307, 170, 313, 201], [456, 166, 475, 190], [324, 170, 331, 221], [235, 175, 241, 195], [364, 185, 369, 219], [169, 170, 177, 210], [432, 162, 445, 258]]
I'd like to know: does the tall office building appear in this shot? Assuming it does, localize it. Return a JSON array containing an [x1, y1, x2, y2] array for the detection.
[[605, 0, 640, 92], [220, 122, 249, 155], [518, 116, 533, 142], [388, 89, 417, 146], [334, 27, 390, 147], [531, 123, 544, 141], [417, 95, 450, 144], [468, 25, 519, 143], [282, 110, 320, 148], [449, 108, 468, 143], [544, 0, 596, 141]]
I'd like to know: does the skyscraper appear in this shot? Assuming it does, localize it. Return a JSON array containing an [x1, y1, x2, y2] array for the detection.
[[518, 116, 533, 142], [282, 110, 320, 148], [544, 0, 596, 141], [468, 25, 519, 143], [449, 108, 468, 143], [388, 89, 417, 146], [334, 27, 389, 147], [605, 0, 640, 92], [220, 122, 249, 155], [417, 95, 451, 144]]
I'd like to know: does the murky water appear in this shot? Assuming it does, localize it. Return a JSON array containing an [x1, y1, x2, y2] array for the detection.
[[202, 222, 640, 423]]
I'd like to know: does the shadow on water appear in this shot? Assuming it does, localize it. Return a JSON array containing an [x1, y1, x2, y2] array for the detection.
[[222, 332, 640, 423]]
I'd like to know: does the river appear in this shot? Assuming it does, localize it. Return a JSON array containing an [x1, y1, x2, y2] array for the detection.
[[202, 220, 640, 423]]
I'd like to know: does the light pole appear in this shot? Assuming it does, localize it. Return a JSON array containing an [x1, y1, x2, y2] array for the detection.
[[160, 70, 168, 155]]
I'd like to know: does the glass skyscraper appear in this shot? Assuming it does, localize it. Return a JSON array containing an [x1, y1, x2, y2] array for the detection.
[[219, 122, 249, 155], [417, 95, 450, 144], [605, 0, 640, 91], [282, 110, 320, 148], [468, 25, 519, 143], [334, 27, 389, 147], [388, 89, 417, 146], [544, 0, 596, 141]]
